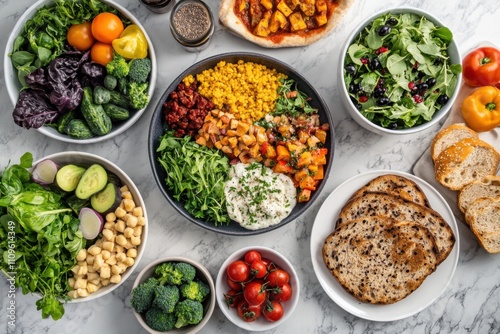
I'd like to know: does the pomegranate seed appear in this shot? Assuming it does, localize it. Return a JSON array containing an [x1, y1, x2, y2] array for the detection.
[[413, 95, 423, 103], [375, 47, 389, 55], [359, 96, 368, 103], [408, 82, 415, 89], [413, 62, 420, 69], [361, 58, 368, 64]]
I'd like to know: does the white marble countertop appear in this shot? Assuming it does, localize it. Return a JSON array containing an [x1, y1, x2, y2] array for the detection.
[[1, 0, 500, 333]]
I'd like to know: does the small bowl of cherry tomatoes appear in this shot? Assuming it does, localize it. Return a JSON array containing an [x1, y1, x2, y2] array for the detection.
[[215, 246, 300, 331]]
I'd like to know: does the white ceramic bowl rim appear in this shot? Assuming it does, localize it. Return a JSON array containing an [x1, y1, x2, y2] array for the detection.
[[3, 0, 157, 144], [33, 151, 148, 303], [215, 246, 300, 332], [339, 6, 462, 135]]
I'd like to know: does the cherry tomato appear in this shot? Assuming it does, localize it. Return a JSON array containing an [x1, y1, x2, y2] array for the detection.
[[90, 42, 114, 66], [227, 276, 243, 291], [267, 269, 290, 287], [272, 283, 292, 302], [91, 12, 124, 44], [237, 301, 261, 322], [227, 260, 249, 282], [67, 21, 95, 51], [244, 250, 262, 264], [250, 260, 267, 279], [261, 258, 273, 269], [263, 300, 284, 322], [243, 281, 267, 306], [224, 290, 243, 308]]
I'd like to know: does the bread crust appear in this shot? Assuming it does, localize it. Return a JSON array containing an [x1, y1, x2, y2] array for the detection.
[[351, 173, 430, 207], [434, 137, 500, 191], [219, 0, 353, 48], [430, 123, 478, 162], [322, 216, 439, 304]]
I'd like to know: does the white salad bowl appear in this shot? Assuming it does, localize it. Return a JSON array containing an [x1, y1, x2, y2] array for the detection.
[[131, 256, 216, 334], [339, 7, 462, 135], [34, 151, 148, 303], [215, 246, 300, 331], [4, 0, 157, 144]]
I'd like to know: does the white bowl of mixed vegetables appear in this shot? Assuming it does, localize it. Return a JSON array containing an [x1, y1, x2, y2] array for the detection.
[[0, 151, 148, 320], [339, 7, 462, 135], [4, 0, 157, 143]]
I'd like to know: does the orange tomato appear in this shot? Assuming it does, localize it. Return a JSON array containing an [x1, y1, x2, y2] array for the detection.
[[91, 12, 124, 44], [90, 42, 114, 66], [67, 21, 95, 51]]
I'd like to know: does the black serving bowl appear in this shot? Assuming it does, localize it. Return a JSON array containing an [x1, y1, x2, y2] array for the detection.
[[148, 52, 335, 235]]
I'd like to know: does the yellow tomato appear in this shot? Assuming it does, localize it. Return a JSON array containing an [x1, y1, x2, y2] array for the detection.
[[112, 24, 148, 59]]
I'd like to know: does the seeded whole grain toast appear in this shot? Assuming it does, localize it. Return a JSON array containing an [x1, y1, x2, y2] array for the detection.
[[335, 192, 455, 263], [350, 174, 430, 208], [322, 216, 439, 304]]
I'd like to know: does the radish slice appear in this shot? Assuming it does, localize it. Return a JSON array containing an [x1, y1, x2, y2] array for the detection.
[[78, 207, 104, 240], [32, 159, 59, 185]]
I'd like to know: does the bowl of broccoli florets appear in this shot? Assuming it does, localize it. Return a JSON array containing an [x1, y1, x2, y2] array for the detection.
[[131, 257, 215, 333]]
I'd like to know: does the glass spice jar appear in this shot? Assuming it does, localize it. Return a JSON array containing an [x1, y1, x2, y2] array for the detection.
[[139, 0, 174, 14], [169, 0, 214, 52]]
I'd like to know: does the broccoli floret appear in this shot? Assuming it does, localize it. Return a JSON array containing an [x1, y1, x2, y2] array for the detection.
[[104, 75, 117, 90], [175, 262, 196, 283], [130, 278, 158, 313], [145, 307, 176, 332], [174, 299, 204, 328], [128, 58, 152, 83], [127, 81, 149, 110], [180, 280, 210, 302], [155, 262, 183, 286], [152, 285, 180, 313], [106, 54, 129, 79]]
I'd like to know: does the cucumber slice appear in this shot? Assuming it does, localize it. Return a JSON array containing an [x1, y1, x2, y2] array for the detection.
[[56, 164, 86, 192], [91, 183, 121, 214], [75, 164, 108, 199]]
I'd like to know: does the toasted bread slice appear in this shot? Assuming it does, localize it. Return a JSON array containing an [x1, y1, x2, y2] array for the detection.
[[466, 198, 500, 253], [323, 216, 439, 304], [336, 192, 455, 262], [458, 175, 500, 213], [430, 123, 478, 162], [434, 137, 500, 191], [351, 174, 430, 207]]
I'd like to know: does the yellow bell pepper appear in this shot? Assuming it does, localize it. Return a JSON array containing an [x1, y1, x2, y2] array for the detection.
[[112, 24, 148, 59], [461, 86, 500, 132]]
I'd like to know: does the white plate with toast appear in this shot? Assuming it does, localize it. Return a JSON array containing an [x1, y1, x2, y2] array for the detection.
[[310, 170, 459, 321]]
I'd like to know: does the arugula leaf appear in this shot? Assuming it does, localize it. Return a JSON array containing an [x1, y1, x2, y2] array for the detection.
[[157, 132, 230, 225]]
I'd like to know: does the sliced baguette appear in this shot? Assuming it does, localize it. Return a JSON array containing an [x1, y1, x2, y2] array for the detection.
[[434, 137, 500, 191], [323, 216, 439, 304], [336, 192, 455, 263], [467, 198, 500, 253], [350, 174, 430, 208], [430, 123, 478, 162], [458, 175, 500, 213]]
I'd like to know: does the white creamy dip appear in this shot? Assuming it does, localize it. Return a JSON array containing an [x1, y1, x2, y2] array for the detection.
[[224, 163, 297, 230]]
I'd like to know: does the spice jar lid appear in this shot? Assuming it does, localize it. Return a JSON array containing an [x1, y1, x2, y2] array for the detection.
[[170, 0, 213, 44]]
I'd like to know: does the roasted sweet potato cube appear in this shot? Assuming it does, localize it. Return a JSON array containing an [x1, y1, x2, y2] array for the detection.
[[300, 0, 315, 16], [289, 0, 300, 10], [315, 129, 327, 144], [315, 0, 327, 12], [289, 12, 307, 31], [254, 11, 272, 37], [221, 146, 233, 155], [233, 146, 241, 157], [221, 136, 229, 145], [249, 144, 260, 158], [315, 11, 327, 26], [307, 135, 321, 148], [241, 134, 255, 146], [220, 114, 230, 124], [195, 136, 207, 146], [208, 123, 220, 135], [256, 132, 267, 144], [276, 145, 291, 161], [270, 10, 287, 33], [277, 0, 293, 16], [227, 129, 237, 136], [214, 141, 223, 150], [236, 122, 251, 136], [228, 137, 238, 148], [260, 0, 273, 10], [230, 119, 239, 129]]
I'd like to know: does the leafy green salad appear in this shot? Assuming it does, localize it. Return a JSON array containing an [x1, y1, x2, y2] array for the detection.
[[344, 12, 462, 129]]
